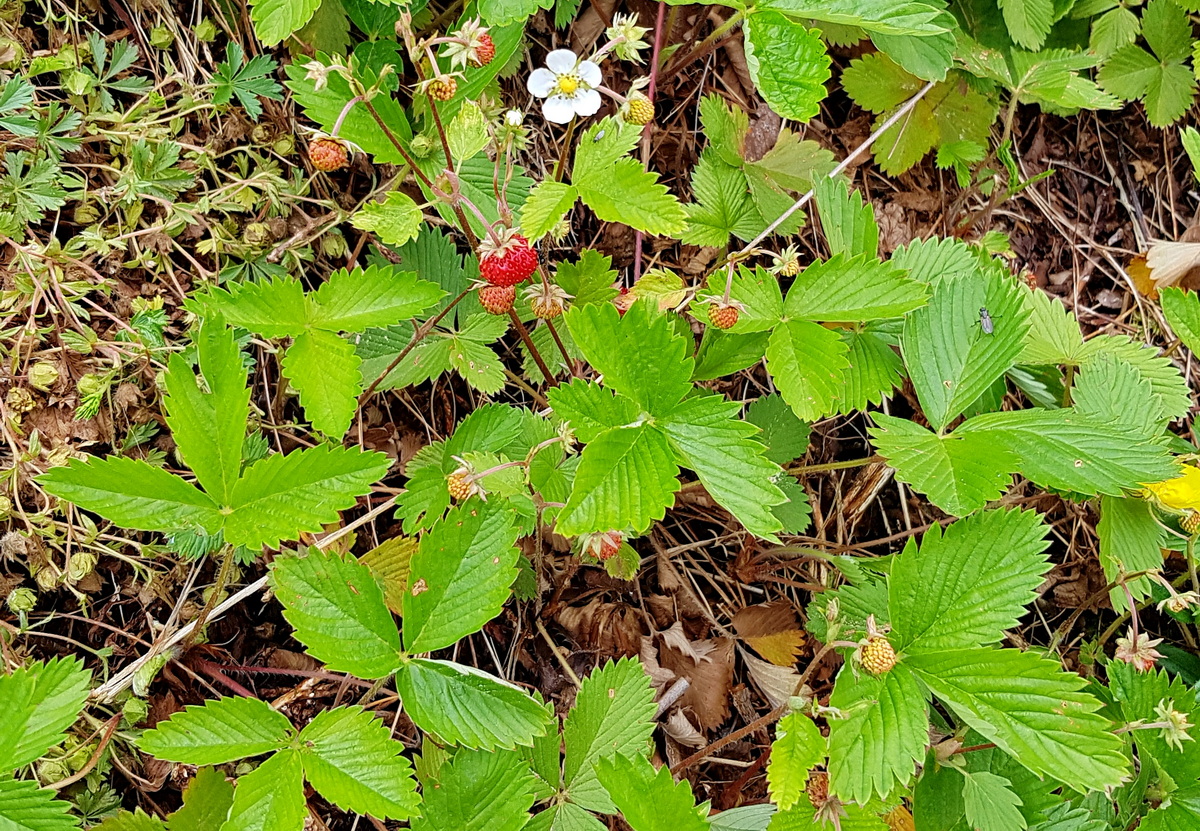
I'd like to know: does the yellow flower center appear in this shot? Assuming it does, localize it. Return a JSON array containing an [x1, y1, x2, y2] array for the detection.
[[557, 75, 579, 95]]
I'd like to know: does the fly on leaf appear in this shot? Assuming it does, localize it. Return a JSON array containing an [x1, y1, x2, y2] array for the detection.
[[979, 307, 994, 334]]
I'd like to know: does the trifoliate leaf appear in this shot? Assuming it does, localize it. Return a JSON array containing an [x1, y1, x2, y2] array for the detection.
[[219, 749, 307, 831], [905, 648, 1129, 792], [403, 503, 519, 653], [768, 713, 826, 810], [270, 547, 402, 679], [298, 706, 420, 820], [138, 697, 293, 766], [828, 665, 927, 803], [888, 509, 1050, 654], [395, 659, 553, 750], [563, 658, 658, 813], [1097, 0, 1196, 126], [595, 754, 709, 831], [0, 657, 90, 770], [743, 12, 830, 122]]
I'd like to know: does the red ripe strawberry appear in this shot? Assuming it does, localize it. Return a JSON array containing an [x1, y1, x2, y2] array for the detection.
[[309, 138, 348, 172], [427, 76, 457, 101], [479, 284, 516, 315], [709, 302, 739, 330], [478, 229, 538, 287], [470, 33, 496, 67]]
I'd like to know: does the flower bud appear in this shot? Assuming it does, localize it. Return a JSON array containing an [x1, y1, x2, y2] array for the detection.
[[28, 362, 60, 392]]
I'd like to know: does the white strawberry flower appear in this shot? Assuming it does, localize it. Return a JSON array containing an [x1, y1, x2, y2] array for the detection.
[[526, 49, 603, 124]]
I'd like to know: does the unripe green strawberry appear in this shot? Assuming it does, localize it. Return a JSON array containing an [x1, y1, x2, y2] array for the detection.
[[1184, 511, 1200, 535], [427, 76, 457, 101], [861, 635, 896, 675], [309, 137, 349, 172], [708, 302, 739, 330], [525, 282, 571, 319], [625, 92, 654, 126], [479, 284, 516, 315], [447, 471, 477, 500]]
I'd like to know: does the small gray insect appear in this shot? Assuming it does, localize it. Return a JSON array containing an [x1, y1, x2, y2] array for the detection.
[[979, 307, 994, 335], [593, 129, 606, 142]]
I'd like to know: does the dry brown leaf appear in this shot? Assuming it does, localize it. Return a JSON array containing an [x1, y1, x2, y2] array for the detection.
[[1144, 240, 1200, 293], [656, 636, 735, 729], [556, 599, 643, 657], [639, 636, 680, 688], [360, 536, 417, 616], [663, 710, 706, 748], [659, 621, 717, 663], [732, 600, 805, 667], [742, 650, 802, 708]]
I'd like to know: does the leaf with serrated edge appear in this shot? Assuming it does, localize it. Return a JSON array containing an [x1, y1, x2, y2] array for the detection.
[[298, 706, 419, 820], [888, 509, 1050, 655], [191, 276, 310, 337], [138, 696, 293, 766], [218, 749, 307, 831], [395, 659, 552, 750], [0, 775, 79, 831], [403, 503, 519, 653], [412, 747, 536, 831], [837, 328, 905, 412], [1162, 287, 1200, 356], [743, 12, 830, 122], [93, 809, 165, 830], [901, 271, 1029, 431], [0, 657, 89, 771], [1017, 286, 1084, 364], [310, 266, 444, 333], [547, 381, 640, 444], [961, 771, 1025, 831], [521, 180, 579, 241], [725, 266, 785, 333], [745, 394, 810, 465], [785, 254, 927, 322], [556, 424, 681, 536], [766, 320, 850, 421], [768, 712, 826, 810], [1098, 495, 1164, 613], [661, 393, 785, 540], [815, 177, 878, 259], [595, 754, 708, 831], [271, 547, 401, 679], [563, 657, 658, 813], [351, 191, 424, 246], [163, 320, 250, 503], [224, 445, 390, 550], [283, 330, 362, 438], [827, 665, 927, 803], [564, 302, 693, 416], [168, 767, 234, 831], [906, 648, 1128, 791], [38, 456, 220, 536], [249, 0, 320, 44]]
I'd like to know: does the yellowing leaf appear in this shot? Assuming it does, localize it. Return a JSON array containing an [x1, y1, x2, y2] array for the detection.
[[360, 536, 418, 616], [732, 600, 806, 666]]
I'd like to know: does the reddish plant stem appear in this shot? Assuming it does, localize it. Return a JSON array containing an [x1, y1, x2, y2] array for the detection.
[[632, 1, 667, 282], [509, 308, 559, 387], [358, 289, 470, 403]]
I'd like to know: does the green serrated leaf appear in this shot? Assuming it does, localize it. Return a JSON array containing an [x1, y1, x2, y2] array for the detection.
[[888, 509, 1050, 654], [563, 658, 658, 813], [768, 713, 826, 811], [0, 657, 90, 771], [311, 266, 444, 332], [283, 330, 361, 438], [413, 747, 537, 831], [746, 394, 811, 465], [744, 12, 831, 122], [548, 380, 641, 443], [138, 696, 293, 766], [828, 665, 927, 803], [168, 767, 235, 831], [249, 0, 321, 44], [521, 181, 578, 241], [93, 810, 166, 831], [1162, 287, 1200, 355], [766, 320, 850, 421], [271, 547, 401, 679], [961, 771, 1026, 831], [403, 503, 519, 652], [224, 446, 390, 550], [352, 191, 424, 246], [0, 775, 79, 831], [572, 120, 686, 236], [1097, 495, 1164, 612], [999, 0, 1054, 50], [837, 328, 906, 412], [595, 754, 709, 831], [298, 706, 419, 820], [219, 749, 307, 831], [395, 659, 553, 750], [815, 178, 878, 259], [906, 648, 1128, 792], [785, 254, 928, 321]]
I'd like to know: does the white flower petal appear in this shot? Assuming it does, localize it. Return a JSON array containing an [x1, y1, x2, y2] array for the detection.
[[527, 68, 557, 98], [545, 49, 579, 75], [577, 60, 602, 88], [573, 88, 602, 117], [542, 95, 578, 123]]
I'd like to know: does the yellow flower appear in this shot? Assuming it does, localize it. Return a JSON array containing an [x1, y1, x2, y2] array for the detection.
[[1143, 465, 1200, 511]]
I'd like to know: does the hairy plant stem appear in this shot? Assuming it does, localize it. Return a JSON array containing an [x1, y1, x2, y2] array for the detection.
[[184, 543, 235, 648], [358, 289, 471, 404], [544, 318, 574, 373], [786, 455, 881, 474], [552, 119, 577, 183], [510, 309, 559, 387]]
